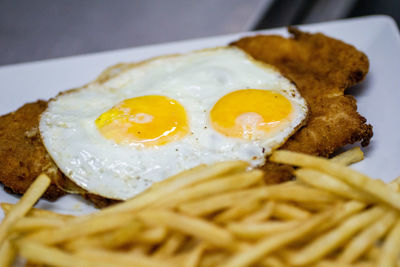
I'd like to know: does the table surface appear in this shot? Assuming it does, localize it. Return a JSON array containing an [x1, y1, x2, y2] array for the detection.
[[0, 0, 272, 66]]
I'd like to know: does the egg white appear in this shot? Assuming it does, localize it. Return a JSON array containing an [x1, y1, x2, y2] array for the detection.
[[40, 47, 308, 200]]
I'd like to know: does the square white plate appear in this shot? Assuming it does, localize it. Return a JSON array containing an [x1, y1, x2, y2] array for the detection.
[[1, 15, 400, 219]]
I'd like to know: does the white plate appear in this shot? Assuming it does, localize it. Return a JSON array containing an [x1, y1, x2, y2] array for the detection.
[[1, 15, 400, 219]]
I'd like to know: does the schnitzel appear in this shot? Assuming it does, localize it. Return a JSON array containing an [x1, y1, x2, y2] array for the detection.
[[232, 27, 373, 183], [0, 101, 65, 200], [0, 28, 372, 203]]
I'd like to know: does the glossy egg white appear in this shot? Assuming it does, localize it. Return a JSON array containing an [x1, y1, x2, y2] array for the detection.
[[39, 47, 308, 200]]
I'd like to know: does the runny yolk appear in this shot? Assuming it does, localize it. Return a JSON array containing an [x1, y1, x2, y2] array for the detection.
[[210, 89, 293, 140], [95, 95, 189, 147]]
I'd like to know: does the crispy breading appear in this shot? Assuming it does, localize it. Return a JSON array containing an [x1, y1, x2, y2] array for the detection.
[[232, 27, 373, 183], [0, 101, 65, 200]]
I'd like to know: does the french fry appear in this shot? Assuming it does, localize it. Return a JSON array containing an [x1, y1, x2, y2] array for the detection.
[[130, 244, 153, 255], [66, 225, 168, 251], [76, 247, 174, 267], [214, 198, 262, 223], [153, 232, 186, 258], [223, 210, 332, 267], [389, 176, 400, 192], [330, 147, 364, 165], [309, 200, 366, 238], [258, 256, 285, 267], [288, 206, 386, 265], [138, 209, 235, 249], [101, 161, 249, 215], [241, 201, 275, 223], [17, 240, 112, 267], [314, 260, 375, 267], [154, 160, 248, 188], [271, 202, 311, 220], [270, 150, 400, 211], [0, 236, 16, 267], [134, 226, 168, 244], [1, 203, 74, 219], [338, 211, 397, 263], [295, 169, 375, 202], [179, 184, 337, 216], [182, 243, 206, 267], [154, 169, 263, 208], [377, 219, 400, 267], [0, 174, 51, 245], [27, 212, 136, 245], [227, 221, 300, 239], [200, 251, 228, 267], [12, 216, 66, 232], [99, 218, 143, 248]]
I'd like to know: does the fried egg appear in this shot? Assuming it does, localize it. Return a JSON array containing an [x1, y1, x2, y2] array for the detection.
[[39, 47, 308, 200]]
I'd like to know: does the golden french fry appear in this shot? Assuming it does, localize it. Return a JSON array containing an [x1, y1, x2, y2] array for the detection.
[[330, 147, 364, 165], [228, 221, 299, 239], [223, 210, 332, 267], [258, 256, 285, 267], [270, 150, 400, 211], [63, 236, 102, 251], [0, 236, 16, 267], [0, 174, 51, 245], [314, 260, 375, 267], [130, 244, 153, 255], [338, 211, 397, 263], [241, 201, 275, 223], [179, 184, 337, 216], [154, 160, 248, 188], [288, 206, 386, 266], [365, 245, 381, 261], [214, 198, 262, 223], [1, 203, 74, 219], [154, 170, 263, 208], [182, 243, 206, 267], [295, 169, 375, 202], [101, 161, 248, 215], [271, 202, 311, 220], [153, 232, 186, 258], [12, 216, 66, 232], [200, 251, 229, 267], [100, 219, 143, 248], [17, 240, 112, 267], [76, 247, 174, 267], [27, 212, 136, 245], [309, 200, 366, 238], [377, 219, 400, 267], [66, 225, 168, 251], [389, 176, 400, 192], [138, 209, 235, 249], [134, 226, 168, 244]]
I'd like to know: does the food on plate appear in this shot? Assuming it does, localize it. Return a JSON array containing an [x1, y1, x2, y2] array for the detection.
[[39, 47, 308, 200], [1, 148, 399, 267], [0, 28, 372, 202], [0, 101, 65, 200], [232, 27, 373, 183]]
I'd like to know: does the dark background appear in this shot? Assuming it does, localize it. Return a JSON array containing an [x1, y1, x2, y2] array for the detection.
[[1, 0, 399, 66]]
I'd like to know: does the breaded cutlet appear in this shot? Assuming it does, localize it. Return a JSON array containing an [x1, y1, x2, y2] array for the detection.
[[0, 28, 372, 204], [0, 101, 65, 200], [232, 27, 373, 183]]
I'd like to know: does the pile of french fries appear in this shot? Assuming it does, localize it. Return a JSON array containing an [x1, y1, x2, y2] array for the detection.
[[1, 147, 400, 267]]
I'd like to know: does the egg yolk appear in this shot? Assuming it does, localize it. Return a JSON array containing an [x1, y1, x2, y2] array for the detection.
[[210, 89, 293, 140], [95, 95, 189, 146]]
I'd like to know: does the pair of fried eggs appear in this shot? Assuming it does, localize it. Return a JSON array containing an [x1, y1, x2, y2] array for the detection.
[[39, 47, 308, 200]]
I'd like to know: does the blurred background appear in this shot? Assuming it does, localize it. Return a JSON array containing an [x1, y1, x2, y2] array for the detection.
[[1, 0, 399, 66]]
